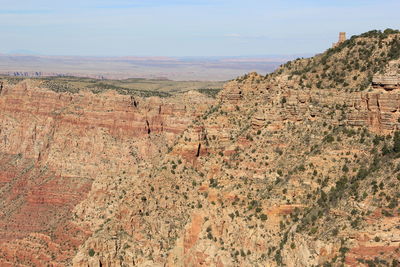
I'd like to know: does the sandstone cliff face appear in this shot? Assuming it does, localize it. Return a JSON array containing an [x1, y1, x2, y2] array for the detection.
[[69, 73, 399, 266], [0, 80, 214, 266], [168, 74, 400, 267], [372, 60, 400, 91]]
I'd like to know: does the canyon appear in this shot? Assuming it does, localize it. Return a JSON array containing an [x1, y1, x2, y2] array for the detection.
[[0, 30, 399, 266], [0, 80, 214, 266]]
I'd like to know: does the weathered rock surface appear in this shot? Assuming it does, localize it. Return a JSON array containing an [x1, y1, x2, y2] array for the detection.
[[0, 80, 214, 266], [372, 60, 400, 91]]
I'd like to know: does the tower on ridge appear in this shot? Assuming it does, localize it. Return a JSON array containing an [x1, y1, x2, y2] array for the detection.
[[332, 32, 347, 48], [339, 32, 346, 43]]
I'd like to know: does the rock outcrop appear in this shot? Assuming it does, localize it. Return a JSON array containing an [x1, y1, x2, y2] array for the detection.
[[372, 61, 400, 91]]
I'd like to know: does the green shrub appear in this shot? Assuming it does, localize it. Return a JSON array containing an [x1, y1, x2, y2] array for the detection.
[[393, 131, 400, 153], [324, 134, 334, 143], [89, 248, 95, 257]]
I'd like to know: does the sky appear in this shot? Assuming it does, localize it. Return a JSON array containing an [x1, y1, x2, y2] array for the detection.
[[0, 0, 399, 57]]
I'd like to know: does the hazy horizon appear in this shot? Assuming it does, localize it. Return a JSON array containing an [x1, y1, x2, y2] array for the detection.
[[0, 53, 293, 81], [0, 51, 313, 59], [0, 0, 399, 57]]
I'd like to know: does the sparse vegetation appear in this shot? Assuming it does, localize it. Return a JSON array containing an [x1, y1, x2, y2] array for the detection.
[[272, 29, 400, 91]]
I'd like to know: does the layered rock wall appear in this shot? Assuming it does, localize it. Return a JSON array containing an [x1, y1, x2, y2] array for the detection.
[[0, 80, 214, 266]]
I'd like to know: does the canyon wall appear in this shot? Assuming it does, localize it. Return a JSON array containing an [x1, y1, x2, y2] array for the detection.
[[72, 73, 400, 266], [0, 70, 399, 266], [0, 80, 214, 266]]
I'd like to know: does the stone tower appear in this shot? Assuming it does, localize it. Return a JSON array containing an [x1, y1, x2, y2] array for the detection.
[[332, 32, 347, 48], [338, 32, 346, 43]]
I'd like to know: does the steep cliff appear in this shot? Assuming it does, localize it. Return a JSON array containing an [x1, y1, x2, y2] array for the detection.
[[0, 80, 214, 266], [71, 70, 400, 266]]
